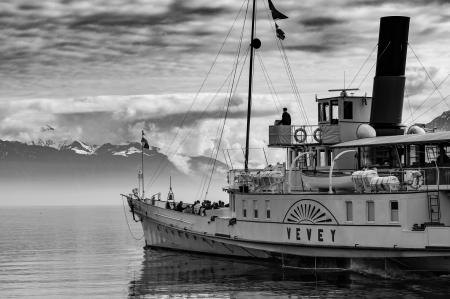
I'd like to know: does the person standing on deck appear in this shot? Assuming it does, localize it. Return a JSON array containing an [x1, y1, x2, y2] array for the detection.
[[281, 107, 291, 125]]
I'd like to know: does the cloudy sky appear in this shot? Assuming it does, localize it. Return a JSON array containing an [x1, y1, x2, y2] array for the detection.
[[0, 0, 449, 165]]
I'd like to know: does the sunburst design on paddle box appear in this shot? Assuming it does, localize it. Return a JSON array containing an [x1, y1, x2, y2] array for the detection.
[[283, 199, 338, 224]]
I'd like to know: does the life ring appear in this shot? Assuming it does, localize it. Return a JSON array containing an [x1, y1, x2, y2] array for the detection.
[[313, 128, 322, 143], [294, 128, 307, 143], [411, 171, 423, 190]]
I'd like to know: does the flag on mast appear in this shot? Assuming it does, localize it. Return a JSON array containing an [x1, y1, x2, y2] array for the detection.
[[275, 23, 285, 40], [268, 0, 288, 20], [141, 130, 149, 149]]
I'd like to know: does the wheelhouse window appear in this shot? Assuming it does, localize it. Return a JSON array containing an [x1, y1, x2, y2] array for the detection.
[[343, 101, 353, 120], [345, 201, 353, 222], [367, 201, 375, 222], [390, 201, 399, 222], [265, 200, 271, 219], [318, 103, 323, 122], [242, 200, 247, 218], [319, 149, 326, 167], [330, 100, 339, 124], [253, 200, 258, 218], [322, 102, 329, 122]]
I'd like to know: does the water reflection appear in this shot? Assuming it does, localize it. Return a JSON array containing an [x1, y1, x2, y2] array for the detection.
[[129, 249, 363, 298], [129, 249, 450, 298]]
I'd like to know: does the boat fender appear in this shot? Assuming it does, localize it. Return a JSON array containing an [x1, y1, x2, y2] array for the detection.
[[313, 128, 322, 143], [294, 128, 307, 143], [411, 171, 423, 190], [228, 218, 237, 226]]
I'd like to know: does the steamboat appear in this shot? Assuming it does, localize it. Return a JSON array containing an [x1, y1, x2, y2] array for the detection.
[[123, 1, 450, 272]]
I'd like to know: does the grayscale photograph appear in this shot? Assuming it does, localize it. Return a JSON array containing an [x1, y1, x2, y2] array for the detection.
[[1, 0, 450, 298]]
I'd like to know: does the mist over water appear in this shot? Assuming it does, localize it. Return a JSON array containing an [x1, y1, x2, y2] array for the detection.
[[1, 206, 449, 298]]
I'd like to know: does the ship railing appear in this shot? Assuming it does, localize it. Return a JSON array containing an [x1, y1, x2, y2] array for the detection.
[[227, 167, 285, 193], [268, 125, 320, 147], [353, 167, 450, 192]]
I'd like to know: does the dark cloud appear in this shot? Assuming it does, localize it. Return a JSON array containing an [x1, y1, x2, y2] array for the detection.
[[350, 0, 450, 6], [69, 2, 230, 29], [284, 44, 334, 53], [135, 107, 275, 130], [299, 16, 346, 28], [17, 3, 43, 11]]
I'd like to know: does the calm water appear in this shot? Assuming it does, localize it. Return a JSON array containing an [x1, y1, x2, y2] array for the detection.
[[1, 206, 450, 298]]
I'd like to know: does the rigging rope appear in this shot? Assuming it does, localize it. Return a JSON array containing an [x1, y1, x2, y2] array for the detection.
[[408, 43, 450, 109], [121, 197, 144, 241], [261, 0, 311, 131], [146, 0, 249, 190], [200, 0, 251, 201], [403, 74, 450, 124], [347, 44, 378, 89], [193, 47, 251, 201], [203, 46, 251, 201], [356, 42, 391, 90], [256, 51, 282, 113], [405, 88, 415, 125], [406, 94, 450, 125]]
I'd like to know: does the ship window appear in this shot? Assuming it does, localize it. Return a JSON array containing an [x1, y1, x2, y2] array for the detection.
[[390, 201, 399, 222], [243, 200, 247, 218], [327, 150, 332, 166], [231, 194, 235, 212], [322, 102, 329, 122], [318, 103, 323, 121], [265, 200, 271, 219], [343, 101, 353, 120], [319, 149, 326, 167], [367, 201, 375, 222], [425, 145, 438, 164], [345, 201, 353, 221], [253, 200, 258, 218], [330, 100, 339, 124]]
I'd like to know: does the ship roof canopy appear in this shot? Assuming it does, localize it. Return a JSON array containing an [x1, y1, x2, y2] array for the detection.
[[332, 131, 450, 148]]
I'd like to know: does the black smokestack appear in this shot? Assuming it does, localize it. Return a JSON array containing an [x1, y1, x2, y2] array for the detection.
[[370, 16, 410, 136]]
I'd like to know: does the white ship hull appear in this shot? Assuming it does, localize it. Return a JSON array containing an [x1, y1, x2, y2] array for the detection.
[[127, 193, 450, 272]]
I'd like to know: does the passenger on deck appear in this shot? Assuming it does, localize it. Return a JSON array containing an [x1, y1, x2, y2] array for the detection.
[[193, 200, 201, 215], [174, 201, 184, 212], [280, 107, 291, 125], [183, 204, 192, 213], [437, 152, 450, 165]]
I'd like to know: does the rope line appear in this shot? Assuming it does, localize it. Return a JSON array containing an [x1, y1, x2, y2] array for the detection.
[[201, 1, 251, 201], [261, 0, 310, 131], [408, 43, 450, 109], [403, 74, 450, 124], [356, 42, 391, 90], [256, 51, 282, 113], [121, 197, 145, 241], [203, 46, 251, 200], [146, 0, 249, 189], [347, 43, 378, 89]]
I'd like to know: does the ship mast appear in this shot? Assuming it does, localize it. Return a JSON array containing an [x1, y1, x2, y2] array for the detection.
[[244, 0, 257, 172], [141, 130, 145, 198]]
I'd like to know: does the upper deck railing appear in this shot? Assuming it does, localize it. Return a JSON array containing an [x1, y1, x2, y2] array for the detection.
[[226, 165, 450, 194], [268, 125, 319, 147]]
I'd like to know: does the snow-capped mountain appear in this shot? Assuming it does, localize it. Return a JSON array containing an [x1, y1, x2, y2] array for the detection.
[[60, 141, 98, 155], [0, 139, 227, 177], [29, 139, 156, 157], [427, 111, 450, 132], [0, 139, 228, 205]]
